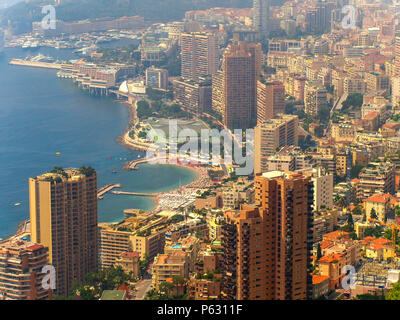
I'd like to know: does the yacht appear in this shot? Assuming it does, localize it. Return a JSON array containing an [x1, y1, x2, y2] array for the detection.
[[22, 41, 31, 49]]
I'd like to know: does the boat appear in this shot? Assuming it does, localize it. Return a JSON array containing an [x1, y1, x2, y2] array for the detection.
[[22, 41, 31, 49], [14, 203, 21, 206], [112, 170, 118, 174], [31, 53, 55, 63]]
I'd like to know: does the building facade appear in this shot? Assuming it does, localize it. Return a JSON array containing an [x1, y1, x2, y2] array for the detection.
[[29, 168, 98, 296], [0, 241, 50, 300]]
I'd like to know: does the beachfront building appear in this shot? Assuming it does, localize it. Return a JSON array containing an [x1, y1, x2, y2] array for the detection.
[[99, 214, 169, 268]]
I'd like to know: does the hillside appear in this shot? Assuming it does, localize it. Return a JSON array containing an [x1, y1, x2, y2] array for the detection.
[[0, 0, 253, 34]]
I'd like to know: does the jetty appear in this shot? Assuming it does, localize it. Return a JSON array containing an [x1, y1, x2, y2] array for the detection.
[[123, 158, 149, 170], [97, 184, 122, 199], [123, 155, 169, 171], [111, 190, 156, 197]]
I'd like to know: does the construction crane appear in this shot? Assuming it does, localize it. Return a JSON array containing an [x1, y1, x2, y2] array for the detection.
[[369, 218, 400, 254]]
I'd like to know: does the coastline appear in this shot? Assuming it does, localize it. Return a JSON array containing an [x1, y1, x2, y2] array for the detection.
[[114, 97, 209, 214], [116, 99, 155, 152], [2, 62, 206, 238], [1, 50, 206, 239]]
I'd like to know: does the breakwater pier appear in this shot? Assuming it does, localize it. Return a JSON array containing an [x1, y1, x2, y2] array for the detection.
[[9, 59, 62, 70], [97, 184, 122, 199]]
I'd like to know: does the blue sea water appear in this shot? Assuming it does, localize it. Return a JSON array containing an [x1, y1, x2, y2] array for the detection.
[[0, 46, 197, 239]]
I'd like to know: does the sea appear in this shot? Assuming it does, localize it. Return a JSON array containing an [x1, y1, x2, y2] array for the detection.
[[0, 41, 197, 239]]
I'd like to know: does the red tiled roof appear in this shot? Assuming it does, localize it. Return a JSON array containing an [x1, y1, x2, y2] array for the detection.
[[366, 193, 392, 204], [26, 244, 43, 251], [363, 112, 380, 120], [312, 274, 330, 285], [319, 253, 344, 263], [121, 251, 139, 258], [323, 230, 350, 240], [320, 240, 333, 249]]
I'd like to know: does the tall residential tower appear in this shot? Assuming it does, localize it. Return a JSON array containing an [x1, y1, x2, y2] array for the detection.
[[29, 167, 98, 296], [221, 171, 313, 300], [213, 42, 262, 129], [181, 32, 218, 81], [253, 0, 270, 39]]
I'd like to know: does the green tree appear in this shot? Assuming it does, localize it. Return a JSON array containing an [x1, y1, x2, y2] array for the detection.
[[353, 205, 363, 216], [364, 226, 383, 238], [370, 208, 378, 220], [170, 214, 185, 223], [342, 93, 363, 111], [347, 213, 354, 229], [395, 205, 400, 217], [350, 165, 365, 179], [387, 282, 400, 300], [358, 292, 385, 300], [334, 194, 347, 208], [316, 243, 322, 261], [62, 265, 133, 300], [137, 100, 152, 119]]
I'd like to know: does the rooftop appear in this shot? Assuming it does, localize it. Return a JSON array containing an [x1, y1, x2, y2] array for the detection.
[[319, 253, 344, 263], [100, 290, 126, 300], [312, 274, 330, 285]]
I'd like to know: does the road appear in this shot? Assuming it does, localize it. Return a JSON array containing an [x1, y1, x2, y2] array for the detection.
[[327, 291, 342, 300], [133, 278, 152, 300], [132, 264, 153, 300]]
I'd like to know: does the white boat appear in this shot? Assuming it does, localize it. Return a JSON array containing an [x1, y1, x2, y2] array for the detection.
[[22, 41, 31, 49]]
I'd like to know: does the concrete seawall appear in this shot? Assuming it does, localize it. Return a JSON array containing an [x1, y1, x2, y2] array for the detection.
[[9, 59, 62, 70]]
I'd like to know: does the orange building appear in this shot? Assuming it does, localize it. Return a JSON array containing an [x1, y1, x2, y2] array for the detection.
[[29, 168, 98, 297], [217, 42, 262, 129], [257, 80, 285, 123], [318, 253, 346, 290], [312, 274, 330, 299], [0, 240, 50, 300], [221, 171, 313, 300], [188, 278, 221, 300]]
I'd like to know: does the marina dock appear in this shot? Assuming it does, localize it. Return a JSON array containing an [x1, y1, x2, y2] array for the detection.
[[97, 184, 122, 199]]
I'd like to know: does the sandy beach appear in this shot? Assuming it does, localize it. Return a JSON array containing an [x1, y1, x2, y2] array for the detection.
[[114, 97, 214, 212]]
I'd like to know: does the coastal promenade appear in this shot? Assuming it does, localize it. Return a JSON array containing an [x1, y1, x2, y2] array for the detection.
[[9, 59, 62, 70]]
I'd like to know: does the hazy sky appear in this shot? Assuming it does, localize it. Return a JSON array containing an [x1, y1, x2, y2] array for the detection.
[[0, 0, 24, 9]]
